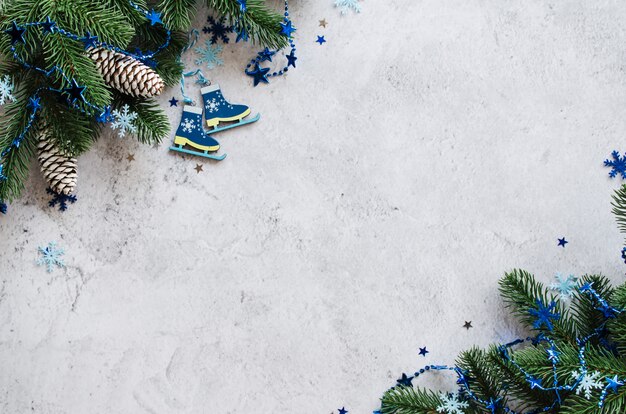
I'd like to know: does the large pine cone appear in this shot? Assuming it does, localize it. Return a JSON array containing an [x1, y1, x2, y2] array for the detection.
[[88, 47, 164, 98], [37, 130, 77, 196]]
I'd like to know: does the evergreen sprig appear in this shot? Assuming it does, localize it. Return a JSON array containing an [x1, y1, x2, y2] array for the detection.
[[378, 187, 626, 414], [208, 0, 288, 49], [0, 0, 290, 208]]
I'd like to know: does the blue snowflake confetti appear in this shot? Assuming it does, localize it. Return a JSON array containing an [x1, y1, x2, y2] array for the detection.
[[36, 241, 65, 272], [604, 151, 626, 179], [335, 0, 362, 14], [529, 299, 560, 331], [194, 40, 224, 69], [203, 15, 233, 44], [550, 273, 578, 299], [47, 188, 77, 211]]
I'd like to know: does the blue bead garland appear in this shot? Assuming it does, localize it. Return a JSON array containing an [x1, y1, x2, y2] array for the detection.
[[243, 0, 297, 87], [380, 282, 626, 413]]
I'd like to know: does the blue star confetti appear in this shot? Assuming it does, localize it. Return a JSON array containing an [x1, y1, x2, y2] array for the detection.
[[558, 237, 568, 247], [338, 408, 348, 414], [316, 35, 327, 45], [419, 347, 429, 357], [529, 299, 560, 332], [169, 97, 178, 107], [622, 247, 626, 264], [604, 151, 626, 179]]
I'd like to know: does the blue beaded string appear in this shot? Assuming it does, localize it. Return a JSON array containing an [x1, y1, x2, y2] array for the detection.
[[179, 29, 210, 105], [243, 0, 297, 86], [380, 282, 625, 413], [0, 1, 172, 210]]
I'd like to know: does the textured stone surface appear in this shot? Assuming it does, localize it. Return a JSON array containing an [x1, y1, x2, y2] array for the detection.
[[1, 1, 626, 413]]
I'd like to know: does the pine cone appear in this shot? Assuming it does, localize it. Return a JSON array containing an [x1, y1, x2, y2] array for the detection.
[[37, 129, 77, 196], [88, 47, 164, 98]]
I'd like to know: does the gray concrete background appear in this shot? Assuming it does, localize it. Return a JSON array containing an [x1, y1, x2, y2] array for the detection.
[[1, 1, 626, 413]]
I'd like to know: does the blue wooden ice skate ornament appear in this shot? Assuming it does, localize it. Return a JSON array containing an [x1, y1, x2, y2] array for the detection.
[[201, 84, 260, 133], [169, 106, 226, 161]]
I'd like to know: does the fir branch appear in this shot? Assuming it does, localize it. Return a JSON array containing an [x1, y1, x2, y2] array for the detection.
[[130, 25, 186, 86], [570, 275, 614, 342], [41, 96, 100, 156], [608, 283, 626, 355], [457, 347, 508, 412], [487, 345, 556, 413], [499, 270, 578, 345], [612, 184, 626, 237], [42, 32, 111, 112], [380, 387, 446, 414], [157, 0, 196, 31], [208, 0, 288, 49], [0, 76, 40, 202]]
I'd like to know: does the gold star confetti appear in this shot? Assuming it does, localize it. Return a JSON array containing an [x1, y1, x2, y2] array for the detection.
[[194, 164, 204, 173], [126, 153, 135, 162], [319, 19, 328, 28]]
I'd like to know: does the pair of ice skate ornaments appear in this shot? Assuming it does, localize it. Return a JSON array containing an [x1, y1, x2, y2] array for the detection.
[[170, 84, 259, 161]]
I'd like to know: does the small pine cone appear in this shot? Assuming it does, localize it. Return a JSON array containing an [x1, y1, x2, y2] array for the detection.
[[37, 130, 78, 196], [88, 47, 164, 98]]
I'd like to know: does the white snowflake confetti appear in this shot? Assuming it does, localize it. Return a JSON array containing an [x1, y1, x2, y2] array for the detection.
[[0, 75, 15, 106], [205, 98, 220, 113], [195, 40, 224, 69], [110, 104, 138, 138], [36, 241, 65, 273], [335, 0, 362, 15], [550, 273, 578, 300], [181, 118, 196, 133], [571, 369, 603, 399], [437, 392, 469, 414]]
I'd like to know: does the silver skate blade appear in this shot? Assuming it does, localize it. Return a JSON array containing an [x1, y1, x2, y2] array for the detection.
[[207, 113, 261, 135], [169, 146, 227, 161]]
